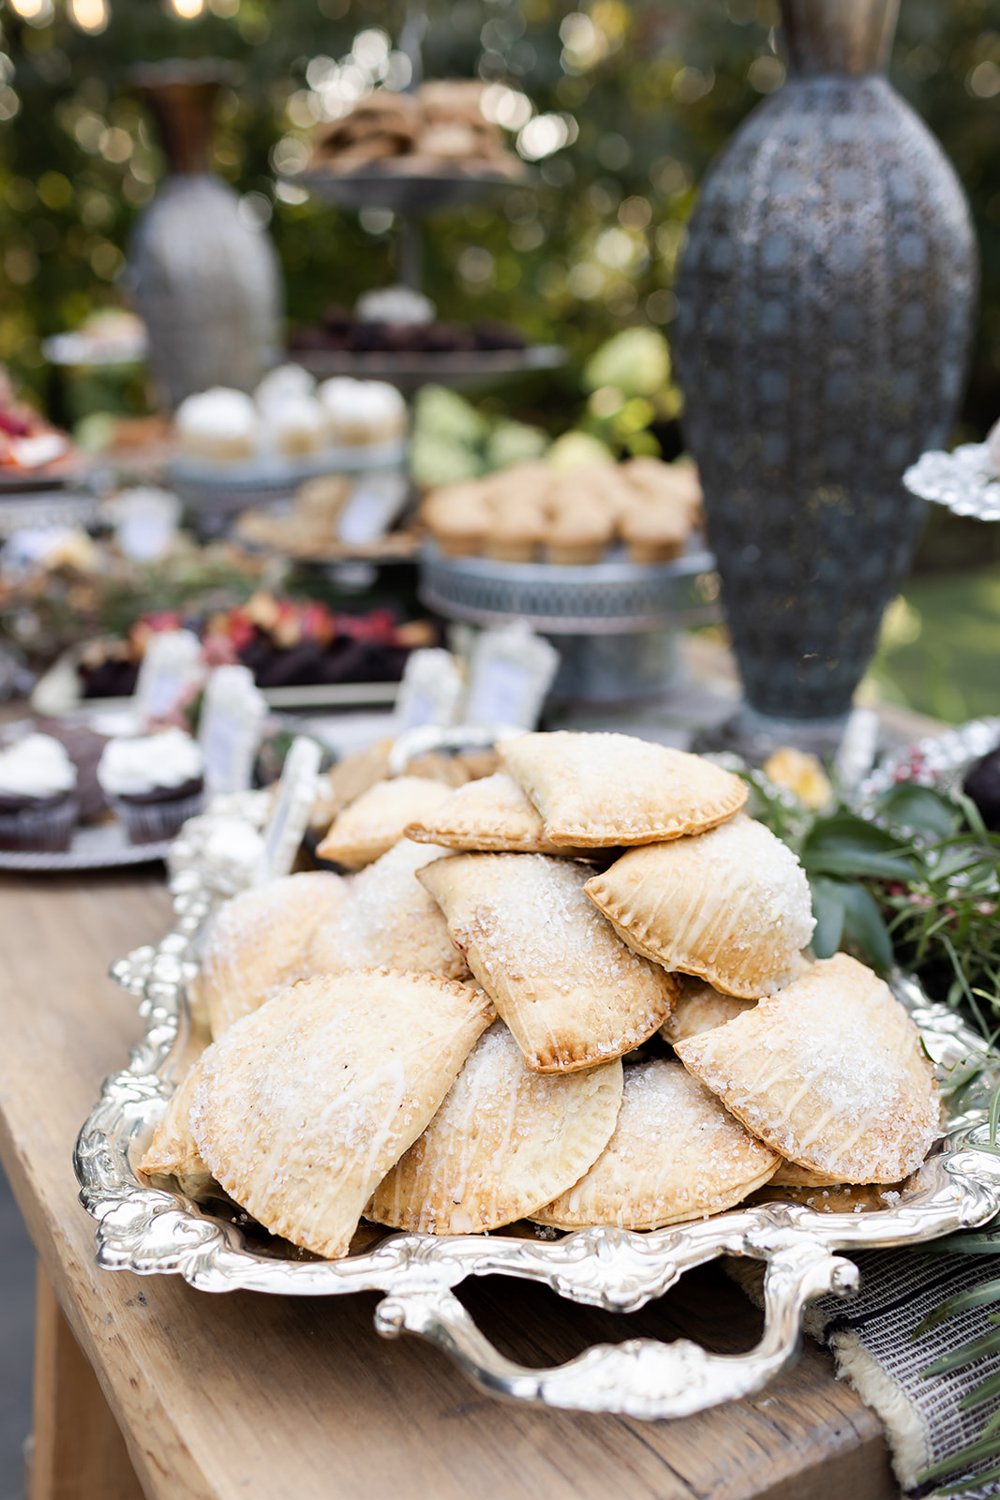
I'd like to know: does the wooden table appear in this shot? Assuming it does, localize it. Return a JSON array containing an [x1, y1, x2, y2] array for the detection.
[[0, 869, 901, 1500]]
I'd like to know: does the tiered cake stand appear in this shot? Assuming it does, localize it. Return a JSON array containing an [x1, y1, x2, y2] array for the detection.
[[284, 166, 566, 393], [420, 542, 720, 705]]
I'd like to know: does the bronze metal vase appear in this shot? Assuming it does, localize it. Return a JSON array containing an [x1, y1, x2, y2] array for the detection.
[[673, 0, 977, 748], [128, 62, 282, 409]]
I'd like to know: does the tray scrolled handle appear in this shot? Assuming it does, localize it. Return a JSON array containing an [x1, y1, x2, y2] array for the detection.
[[373, 1235, 858, 1418]]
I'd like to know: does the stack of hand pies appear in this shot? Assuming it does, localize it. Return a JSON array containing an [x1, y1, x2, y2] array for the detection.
[[141, 731, 941, 1259]]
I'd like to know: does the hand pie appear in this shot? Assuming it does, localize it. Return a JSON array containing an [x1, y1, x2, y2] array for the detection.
[[194, 872, 348, 1039], [405, 771, 590, 856], [585, 815, 815, 997], [369, 1023, 624, 1234], [533, 1060, 778, 1230], [319, 738, 393, 819], [660, 977, 756, 1045], [499, 731, 746, 848], [190, 970, 495, 1259], [139, 1053, 212, 1192], [308, 839, 466, 981], [674, 955, 940, 1184], [316, 776, 454, 868], [419, 853, 676, 1073], [657, 980, 828, 1186]]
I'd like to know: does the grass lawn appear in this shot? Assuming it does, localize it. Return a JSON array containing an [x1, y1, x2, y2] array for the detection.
[[869, 567, 1000, 724]]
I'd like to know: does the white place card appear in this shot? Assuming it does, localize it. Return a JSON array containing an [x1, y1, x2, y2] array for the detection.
[[462, 622, 559, 732], [337, 471, 410, 545], [198, 665, 268, 796], [393, 648, 464, 733], [109, 486, 181, 562], [135, 629, 203, 726], [255, 735, 322, 883]]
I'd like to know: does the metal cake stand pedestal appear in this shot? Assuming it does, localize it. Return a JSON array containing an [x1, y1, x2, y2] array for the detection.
[[419, 542, 719, 706]]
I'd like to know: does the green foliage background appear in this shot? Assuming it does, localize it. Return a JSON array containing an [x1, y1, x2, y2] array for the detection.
[[1, 0, 998, 436]]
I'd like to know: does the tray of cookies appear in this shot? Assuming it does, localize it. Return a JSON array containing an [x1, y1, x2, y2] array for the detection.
[[75, 728, 1000, 1420], [297, 82, 528, 214]]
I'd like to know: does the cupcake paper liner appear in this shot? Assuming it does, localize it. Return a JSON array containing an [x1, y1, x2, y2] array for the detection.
[[110, 788, 205, 846], [0, 797, 79, 852]]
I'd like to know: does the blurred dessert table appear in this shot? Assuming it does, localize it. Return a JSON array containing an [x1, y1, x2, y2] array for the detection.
[[0, 867, 901, 1500]]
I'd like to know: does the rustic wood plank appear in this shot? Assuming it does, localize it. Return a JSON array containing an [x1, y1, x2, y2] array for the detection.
[[29, 1267, 146, 1500], [0, 870, 898, 1500]]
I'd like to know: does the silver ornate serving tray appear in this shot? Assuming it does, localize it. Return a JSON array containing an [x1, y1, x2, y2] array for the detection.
[[904, 440, 1000, 522], [75, 760, 1000, 1420]]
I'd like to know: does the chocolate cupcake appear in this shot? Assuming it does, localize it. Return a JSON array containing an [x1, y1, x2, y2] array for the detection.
[[0, 733, 79, 851], [97, 728, 205, 845]]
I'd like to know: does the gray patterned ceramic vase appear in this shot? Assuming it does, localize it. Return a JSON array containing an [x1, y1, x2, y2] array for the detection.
[[128, 63, 282, 410], [673, 0, 977, 742]]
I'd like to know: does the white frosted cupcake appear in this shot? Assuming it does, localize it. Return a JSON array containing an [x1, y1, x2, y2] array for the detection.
[[175, 388, 258, 464], [98, 728, 205, 845], [355, 286, 435, 326], [0, 734, 78, 851], [255, 364, 316, 417], [266, 394, 330, 458], [318, 377, 407, 447]]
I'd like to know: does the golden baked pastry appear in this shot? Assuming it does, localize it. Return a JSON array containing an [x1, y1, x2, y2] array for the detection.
[[451, 747, 502, 781], [317, 775, 454, 868], [319, 739, 394, 820], [189, 970, 494, 1259], [369, 1022, 623, 1234], [546, 506, 615, 566], [500, 730, 747, 848], [658, 982, 830, 1190], [139, 1056, 211, 1192], [660, 976, 756, 1045], [770, 1160, 844, 1188], [482, 505, 546, 563], [405, 771, 590, 855], [585, 814, 814, 997], [533, 1060, 778, 1230], [422, 487, 489, 558], [419, 852, 676, 1073], [193, 872, 349, 1039], [307, 839, 466, 981], [674, 955, 940, 1183], [620, 501, 689, 565]]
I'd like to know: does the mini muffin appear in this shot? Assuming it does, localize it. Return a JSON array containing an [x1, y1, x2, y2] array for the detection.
[[620, 499, 689, 564], [0, 733, 78, 852], [423, 486, 490, 557], [98, 728, 205, 845], [483, 503, 546, 563], [545, 503, 614, 566], [175, 388, 257, 464], [319, 378, 407, 447]]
